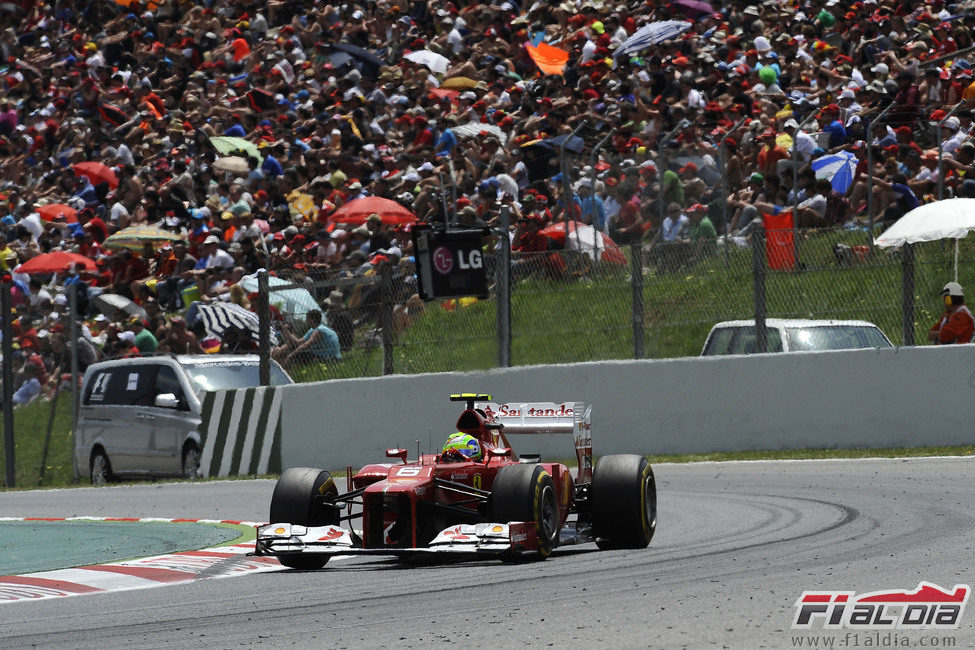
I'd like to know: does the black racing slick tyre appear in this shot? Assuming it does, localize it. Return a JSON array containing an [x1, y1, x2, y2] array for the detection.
[[489, 464, 560, 558], [269, 467, 340, 570], [590, 454, 656, 550]]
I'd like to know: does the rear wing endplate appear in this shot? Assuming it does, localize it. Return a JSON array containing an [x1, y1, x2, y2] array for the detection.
[[476, 402, 592, 483]]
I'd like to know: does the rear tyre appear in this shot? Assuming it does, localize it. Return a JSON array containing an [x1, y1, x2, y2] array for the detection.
[[269, 467, 340, 570], [182, 444, 201, 479], [90, 450, 114, 486], [590, 454, 656, 550], [489, 464, 559, 558]]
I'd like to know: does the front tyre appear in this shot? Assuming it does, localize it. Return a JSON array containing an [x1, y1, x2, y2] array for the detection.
[[269, 467, 341, 570], [489, 464, 560, 558], [590, 454, 656, 550]]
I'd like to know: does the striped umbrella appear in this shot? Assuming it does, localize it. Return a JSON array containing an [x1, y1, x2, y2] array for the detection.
[[103, 225, 184, 251], [811, 150, 858, 194], [196, 302, 275, 344], [614, 21, 692, 58]]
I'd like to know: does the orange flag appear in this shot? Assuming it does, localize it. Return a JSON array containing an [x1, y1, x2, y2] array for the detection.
[[526, 42, 569, 76]]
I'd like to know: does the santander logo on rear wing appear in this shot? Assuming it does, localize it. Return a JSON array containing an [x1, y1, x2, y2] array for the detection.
[[476, 402, 592, 482]]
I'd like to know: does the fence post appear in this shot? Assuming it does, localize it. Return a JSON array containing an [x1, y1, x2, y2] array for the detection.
[[257, 270, 270, 386], [380, 265, 394, 375], [2, 281, 13, 487], [901, 242, 915, 346], [630, 245, 645, 359], [496, 206, 511, 368], [69, 286, 79, 482], [752, 227, 767, 353]]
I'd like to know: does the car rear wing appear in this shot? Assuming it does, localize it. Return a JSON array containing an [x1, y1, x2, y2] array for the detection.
[[476, 402, 592, 483]]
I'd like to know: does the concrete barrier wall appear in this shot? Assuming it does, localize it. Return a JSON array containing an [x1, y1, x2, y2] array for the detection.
[[278, 345, 975, 470]]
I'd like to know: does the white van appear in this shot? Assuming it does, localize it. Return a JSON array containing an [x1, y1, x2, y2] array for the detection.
[[74, 355, 292, 484], [701, 319, 893, 356]]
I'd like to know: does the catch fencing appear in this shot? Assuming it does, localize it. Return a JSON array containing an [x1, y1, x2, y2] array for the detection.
[[256, 226, 967, 381]]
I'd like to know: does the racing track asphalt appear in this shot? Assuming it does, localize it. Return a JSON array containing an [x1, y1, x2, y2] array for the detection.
[[0, 457, 973, 649]]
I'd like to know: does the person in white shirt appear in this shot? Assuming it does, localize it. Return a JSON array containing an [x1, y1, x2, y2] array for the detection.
[[783, 118, 818, 162], [942, 117, 966, 155]]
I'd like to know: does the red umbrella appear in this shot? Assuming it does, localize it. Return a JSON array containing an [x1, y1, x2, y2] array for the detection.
[[16, 251, 96, 274], [36, 204, 78, 223], [428, 87, 460, 103], [539, 220, 627, 266], [329, 196, 417, 226], [73, 161, 119, 190]]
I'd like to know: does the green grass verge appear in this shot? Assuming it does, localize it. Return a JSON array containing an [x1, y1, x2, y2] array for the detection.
[[0, 395, 76, 489]]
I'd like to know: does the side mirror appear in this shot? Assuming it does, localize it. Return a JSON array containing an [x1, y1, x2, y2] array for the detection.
[[154, 393, 179, 409], [487, 448, 512, 459], [386, 448, 409, 464]]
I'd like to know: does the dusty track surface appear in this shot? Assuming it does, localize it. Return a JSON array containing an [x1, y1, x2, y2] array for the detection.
[[1, 457, 972, 648]]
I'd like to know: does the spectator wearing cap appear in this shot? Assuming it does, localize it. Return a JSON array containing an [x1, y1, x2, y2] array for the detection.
[[322, 290, 354, 352], [688, 203, 717, 251], [728, 172, 768, 235], [928, 282, 975, 344], [196, 234, 235, 271], [871, 166, 920, 227], [576, 179, 606, 230], [111, 330, 142, 359], [783, 118, 818, 163], [756, 128, 788, 178]]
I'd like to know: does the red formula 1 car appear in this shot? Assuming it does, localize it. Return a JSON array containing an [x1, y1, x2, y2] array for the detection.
[[254, 394, 656, 568]]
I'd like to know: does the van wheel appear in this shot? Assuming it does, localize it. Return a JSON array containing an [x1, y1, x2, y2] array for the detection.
[[182, 444, 201, 479], [91, 450, 114, 486]]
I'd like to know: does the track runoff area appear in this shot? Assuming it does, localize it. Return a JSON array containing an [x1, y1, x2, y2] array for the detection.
[[0, 517, 282, 603]]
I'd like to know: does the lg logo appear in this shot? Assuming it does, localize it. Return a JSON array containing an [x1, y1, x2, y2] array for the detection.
[[432, 247, 482, 275]]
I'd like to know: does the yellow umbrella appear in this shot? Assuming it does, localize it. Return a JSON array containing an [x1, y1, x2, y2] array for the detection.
[[441, 76, 480, 90], [288, 191, 316, 221], [103, 225, 184, 251]]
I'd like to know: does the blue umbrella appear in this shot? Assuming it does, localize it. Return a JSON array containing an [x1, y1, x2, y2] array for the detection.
[[811, 150, 858, 194], [614, 21, 692, 59]]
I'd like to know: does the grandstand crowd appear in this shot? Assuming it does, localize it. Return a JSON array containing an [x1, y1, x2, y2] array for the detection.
[[0, 0, 972, 401]]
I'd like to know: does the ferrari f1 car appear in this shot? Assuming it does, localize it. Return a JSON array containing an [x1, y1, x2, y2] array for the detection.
[[254, 394, 656, 568]]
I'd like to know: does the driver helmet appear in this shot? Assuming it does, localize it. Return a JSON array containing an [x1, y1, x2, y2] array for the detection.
[[441, 432, 482, 461]]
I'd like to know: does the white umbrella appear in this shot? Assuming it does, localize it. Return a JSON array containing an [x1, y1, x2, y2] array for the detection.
[[403, 49, 450, 74], [213, 156, 251, 174], [451, 121, 507, 145], [239, 272, 319, 323], [875, 198, 975, 281], [614, 20, 692, 59]]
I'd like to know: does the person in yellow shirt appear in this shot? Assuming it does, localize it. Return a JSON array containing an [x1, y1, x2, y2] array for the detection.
[[0, 237, 17, 272]]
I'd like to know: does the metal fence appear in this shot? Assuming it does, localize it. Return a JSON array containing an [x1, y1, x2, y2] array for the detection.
[[256, 226, 971, 381]]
